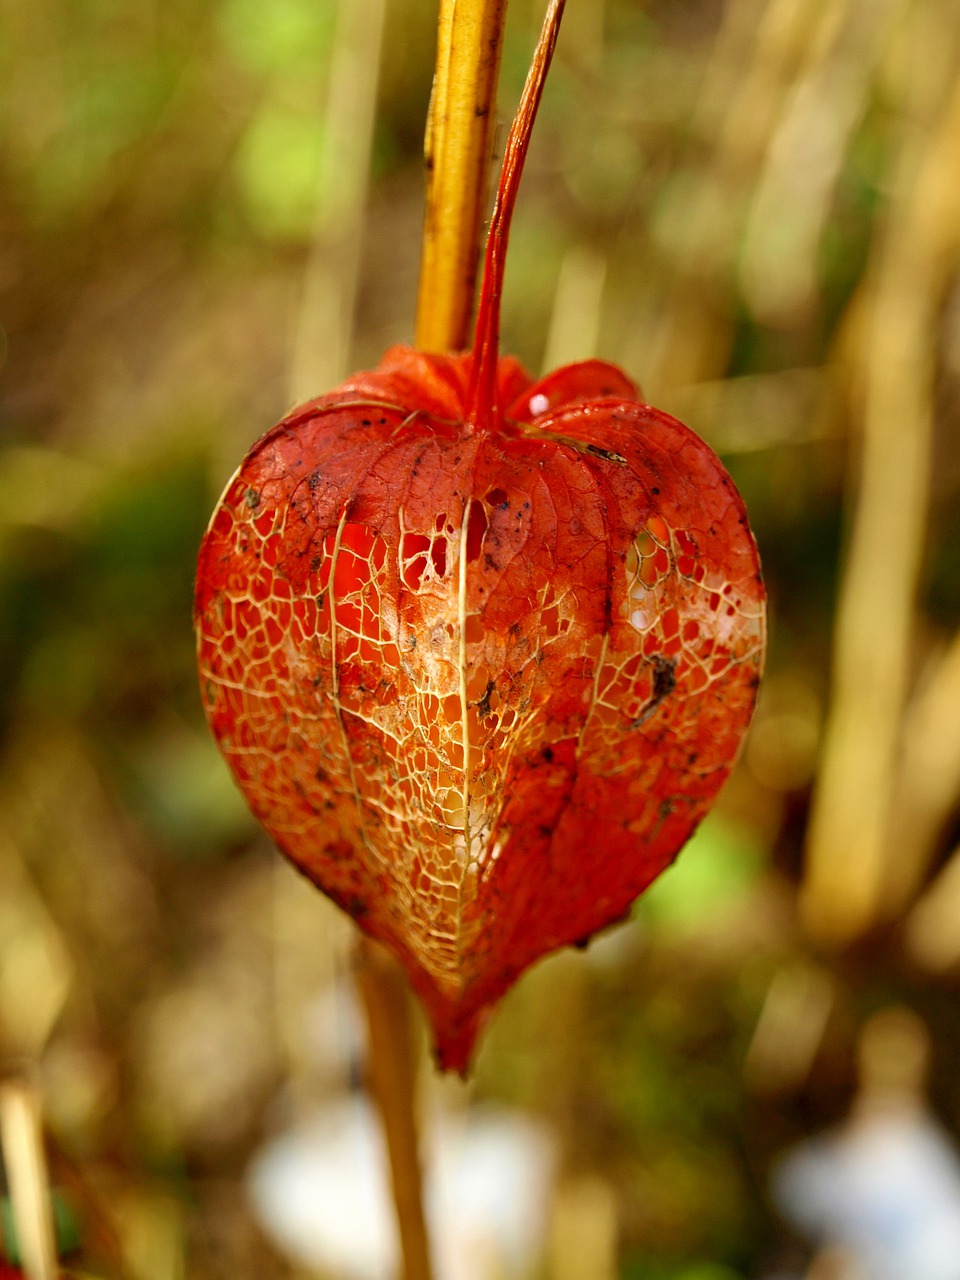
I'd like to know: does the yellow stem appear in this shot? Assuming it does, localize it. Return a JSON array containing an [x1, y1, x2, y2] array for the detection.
[[352, 8, 515, 1273], [354, 938, 434, 1280], [415, 0, 509, 353]]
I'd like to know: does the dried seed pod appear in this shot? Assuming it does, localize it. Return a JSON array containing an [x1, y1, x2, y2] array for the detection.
[[195, 0, 765, 1072]]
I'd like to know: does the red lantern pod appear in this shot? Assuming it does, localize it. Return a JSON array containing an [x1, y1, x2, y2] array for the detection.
[[195, 0, 765, 1072]]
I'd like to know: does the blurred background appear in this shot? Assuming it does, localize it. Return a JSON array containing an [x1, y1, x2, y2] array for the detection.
[[2, 0, 960, 1275]]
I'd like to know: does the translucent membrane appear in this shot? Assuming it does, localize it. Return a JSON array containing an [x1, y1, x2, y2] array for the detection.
[[195, 348, 765, 1070]]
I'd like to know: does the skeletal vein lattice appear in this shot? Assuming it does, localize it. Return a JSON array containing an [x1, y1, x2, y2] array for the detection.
[[195, 348, 765, 1071]]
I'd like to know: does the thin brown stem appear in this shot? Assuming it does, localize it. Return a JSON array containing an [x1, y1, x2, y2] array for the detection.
[[354, 938, 434, 1280], [469, 0, 566, 430], [414, 0, 509, 354]]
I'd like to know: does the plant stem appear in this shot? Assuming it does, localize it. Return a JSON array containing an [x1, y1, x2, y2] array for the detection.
[[354, 938, 434, 1280], [0, 1077, 58, 1280], [415, 0, 509, 353], [354, 8, 516, 1274], [469, 0, 565, 429]]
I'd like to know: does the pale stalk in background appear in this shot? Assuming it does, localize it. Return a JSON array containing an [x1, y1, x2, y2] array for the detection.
[[644, 0, 830, 396], [888, 625, 960, 917], [541, 246, 607, 374], [801, 30, 960, 942], [743, 961, 835, 1096], [638, 0, 903, 436], [0, 1079, 58, 1280], [738, 0, 904, 325], [415, 0, 509, 353], [548, 1174, 618, 1280], [906, 829, 960, 973], [287, 0, 388, 403], [898, 623, 960, 970]]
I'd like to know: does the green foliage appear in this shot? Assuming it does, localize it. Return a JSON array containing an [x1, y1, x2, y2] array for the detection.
[[638, 814, 764, 932], [218, 0, 337, 76], [236, 103, 329, 240]]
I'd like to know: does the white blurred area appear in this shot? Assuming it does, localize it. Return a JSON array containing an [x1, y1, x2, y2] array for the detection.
[[246, 978, 558, 1280], [769, 1008, 960, 1280], [248, 1093, 556, 1280]]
